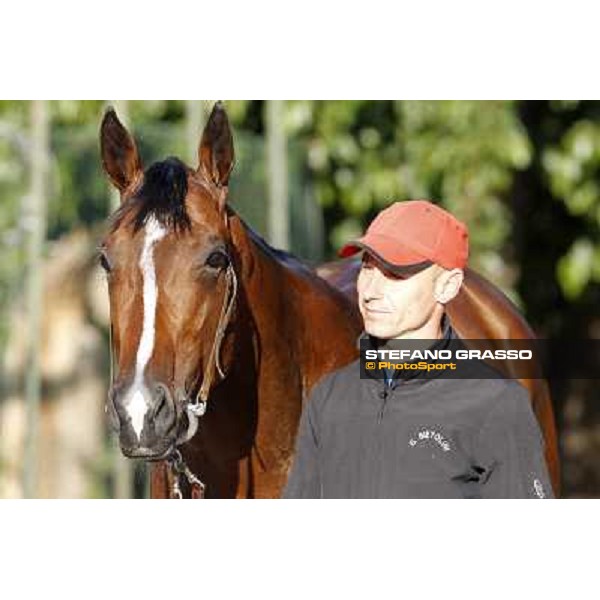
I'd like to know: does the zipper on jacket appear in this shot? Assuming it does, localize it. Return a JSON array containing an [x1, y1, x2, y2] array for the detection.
[[377, 387, 389, 423]]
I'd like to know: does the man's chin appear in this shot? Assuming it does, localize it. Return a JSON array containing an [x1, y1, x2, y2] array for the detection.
[[364, 324, 396, 339]]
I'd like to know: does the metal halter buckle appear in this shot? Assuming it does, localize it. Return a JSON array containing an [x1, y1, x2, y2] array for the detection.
[[186, 400, 207, 418]]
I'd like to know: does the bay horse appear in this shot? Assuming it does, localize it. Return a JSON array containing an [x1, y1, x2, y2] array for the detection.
[[99, 102, 559, 498], [99, 103, 360, 498]]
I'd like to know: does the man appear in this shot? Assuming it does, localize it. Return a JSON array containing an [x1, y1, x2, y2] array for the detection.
[[283, 200, 553, 499]]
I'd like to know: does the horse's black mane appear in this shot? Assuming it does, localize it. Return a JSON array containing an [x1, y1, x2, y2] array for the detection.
[[112, 160, 313, 276], [245, 225, 317, 274], [132, 157, 191, 232]]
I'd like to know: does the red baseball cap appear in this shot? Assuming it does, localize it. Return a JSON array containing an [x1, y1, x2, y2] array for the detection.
[[339, 200, 469, 271]]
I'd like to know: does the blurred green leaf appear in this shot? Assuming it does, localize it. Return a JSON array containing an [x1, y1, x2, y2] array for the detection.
[[557, 238, 597, 300]]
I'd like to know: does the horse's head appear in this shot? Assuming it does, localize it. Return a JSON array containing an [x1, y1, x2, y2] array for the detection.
[[99, 102, 237, 460]]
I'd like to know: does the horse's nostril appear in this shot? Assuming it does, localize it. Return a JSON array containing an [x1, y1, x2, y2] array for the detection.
[[152, 383, 176, 437], [153, 384, 167, 415]]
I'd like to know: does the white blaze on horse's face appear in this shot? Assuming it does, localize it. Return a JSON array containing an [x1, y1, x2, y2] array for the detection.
[[123, 217, 167, 440]]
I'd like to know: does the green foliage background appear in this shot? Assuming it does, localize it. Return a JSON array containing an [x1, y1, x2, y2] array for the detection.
[[1, 100, 599, 335], [0, 100, 598, 495]]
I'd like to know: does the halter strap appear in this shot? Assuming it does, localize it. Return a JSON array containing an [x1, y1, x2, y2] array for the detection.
[[107, 262, 238, 415], [107, 246, 238, 500], [187, 262, 238, 416]]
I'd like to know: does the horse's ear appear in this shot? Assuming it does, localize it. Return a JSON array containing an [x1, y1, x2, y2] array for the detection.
[[100, 107, 143, 195], [197, 102, 235, 200]]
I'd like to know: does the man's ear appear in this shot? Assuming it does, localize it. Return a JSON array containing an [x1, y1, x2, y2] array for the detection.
[[100, 107, 143, 195], [434, 268, 464, 304]]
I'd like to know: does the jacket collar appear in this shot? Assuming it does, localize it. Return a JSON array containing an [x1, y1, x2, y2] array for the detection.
[[358, 314, 455, 384]]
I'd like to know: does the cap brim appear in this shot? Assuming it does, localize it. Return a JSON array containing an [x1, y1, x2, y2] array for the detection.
[[339, 235, 433, 274]]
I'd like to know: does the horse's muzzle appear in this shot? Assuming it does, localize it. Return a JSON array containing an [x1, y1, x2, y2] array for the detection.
[[108, 380, 182, 459]]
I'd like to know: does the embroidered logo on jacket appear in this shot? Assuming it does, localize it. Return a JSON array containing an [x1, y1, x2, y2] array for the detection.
[[408, 429, 451, 453], [533, 478, 545, 498]]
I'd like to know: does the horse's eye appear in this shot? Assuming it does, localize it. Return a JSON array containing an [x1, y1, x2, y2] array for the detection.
[[206, 250, 230, 270], [99, 252, 112, 273]]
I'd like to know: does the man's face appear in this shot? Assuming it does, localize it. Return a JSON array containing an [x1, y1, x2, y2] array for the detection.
[[357, 253, 440, 340]]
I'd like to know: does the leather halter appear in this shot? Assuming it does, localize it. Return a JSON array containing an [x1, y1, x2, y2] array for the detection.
[[107, 260, 238, 410], [107, 184, 239, 499], [186, 261, 238, 417], [107, 255, 239, 500]]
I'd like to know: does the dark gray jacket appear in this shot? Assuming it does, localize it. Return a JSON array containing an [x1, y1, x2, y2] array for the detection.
[[283, 348, 553, 499]]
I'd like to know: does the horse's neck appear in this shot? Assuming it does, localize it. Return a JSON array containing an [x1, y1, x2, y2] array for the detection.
[[230, 215, 306, 343], [449, 269, 534, 340], [229, 215, 359, 386]]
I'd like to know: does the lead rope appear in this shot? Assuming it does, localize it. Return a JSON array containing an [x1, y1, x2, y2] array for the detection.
[[167, 450, 206, 499]]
